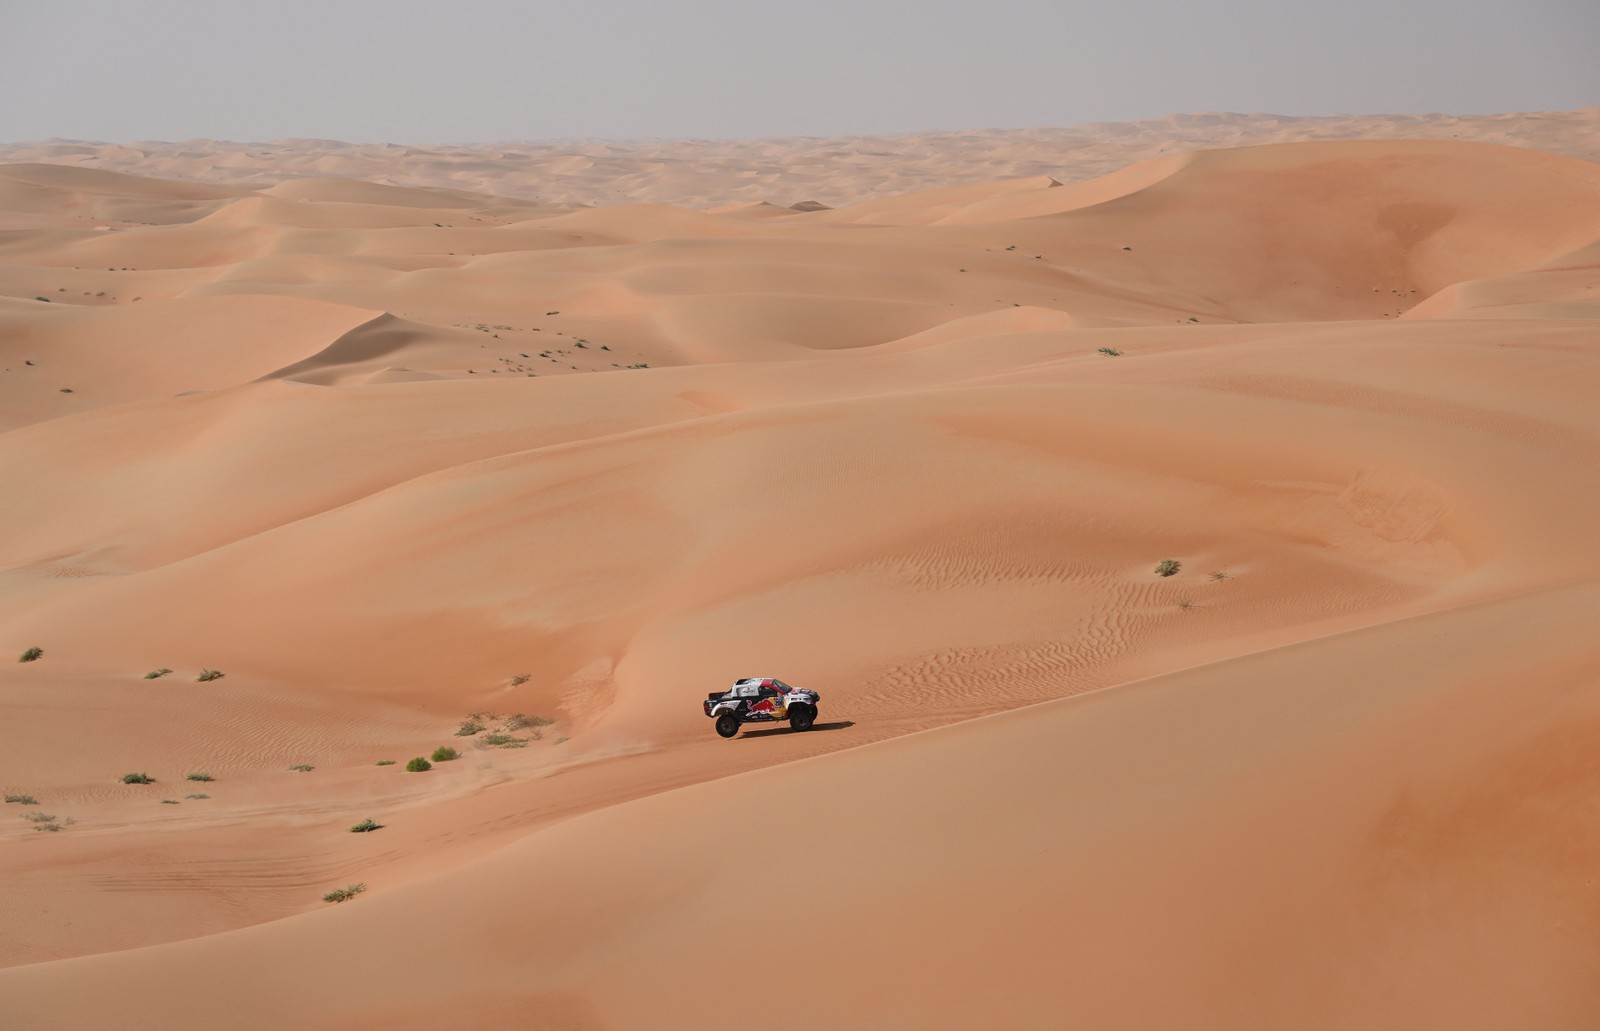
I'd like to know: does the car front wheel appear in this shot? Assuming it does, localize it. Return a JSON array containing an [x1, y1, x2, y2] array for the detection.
[[789, 706, 815, 732]]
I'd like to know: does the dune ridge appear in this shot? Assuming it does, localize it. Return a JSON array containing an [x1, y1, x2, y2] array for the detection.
[[1, 119, 1599, 1029]]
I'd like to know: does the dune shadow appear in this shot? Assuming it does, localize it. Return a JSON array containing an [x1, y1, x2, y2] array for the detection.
[[738, 720, 855, 739]]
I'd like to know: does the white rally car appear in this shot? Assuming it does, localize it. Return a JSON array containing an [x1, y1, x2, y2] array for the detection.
[[703, 678, 821, 738]]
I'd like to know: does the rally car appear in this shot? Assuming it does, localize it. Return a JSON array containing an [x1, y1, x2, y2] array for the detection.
[[704, 677, 821, 738]]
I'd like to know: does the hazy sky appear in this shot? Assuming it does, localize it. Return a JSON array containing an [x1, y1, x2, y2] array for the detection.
[[2, 0, 1596, 143]]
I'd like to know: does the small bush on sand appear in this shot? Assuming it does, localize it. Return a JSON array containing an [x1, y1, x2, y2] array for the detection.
[[161, 799, 180, 805], [4, 794, 39, 805], [502, 713, 552, 731], [510, 673, 531, 686], [288, 764, 314, 773], [121, 772, 153, 785], [480, 733, 525, 749], [186, 772, 214, 782], [19, 647, 42, 663], [323, 883, 365, 904], [405, 757, 431, 773], [454, 719, 484, 737], [1208, 571, 1232, 581], [375, 759, 397, 766], [1155, 559, 1181, 577], [23, 812, 55, 823], [197, 669, 225, 682], [1097, 347, 1123, 357], [144, 668, 173, 679], [349, 818, 382, 833], [430, 746, 458, 763], [185, 793, 209, 800]]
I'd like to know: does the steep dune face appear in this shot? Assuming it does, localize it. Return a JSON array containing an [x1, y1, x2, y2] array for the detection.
[[1, 130, 1598, 1028]]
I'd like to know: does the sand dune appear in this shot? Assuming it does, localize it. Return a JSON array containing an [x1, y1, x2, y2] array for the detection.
[[1, 114, 1599, 1029]]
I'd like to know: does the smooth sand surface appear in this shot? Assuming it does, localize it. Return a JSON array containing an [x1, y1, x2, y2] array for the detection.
[[2, 111, 1599, 1029]]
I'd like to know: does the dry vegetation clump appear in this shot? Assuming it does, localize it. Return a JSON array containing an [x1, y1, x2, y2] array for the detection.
[[287, 764, 314, 773], [349, 818, 383, 833], [4, 794, 39, 805], [197, 669, 225, 682], [144, 668, 173, 679], [186, 772, 214, 782], [18, 646, 42, 663], [322, 883, 365, 903], [1155, 559, 1181, 577], [120, 772, 153, 784]]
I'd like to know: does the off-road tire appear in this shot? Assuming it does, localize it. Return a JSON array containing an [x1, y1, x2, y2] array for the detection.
[[789, 705, 815, 732], [715, 713, 741, 738]]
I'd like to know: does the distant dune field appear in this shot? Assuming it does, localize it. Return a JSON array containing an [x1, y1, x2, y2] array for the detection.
[[2, 110, 1599, 1030]]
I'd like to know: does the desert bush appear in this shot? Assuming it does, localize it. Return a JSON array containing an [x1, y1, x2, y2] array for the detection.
[[322, 883, 365, 904], [185, 793, 209, 800], [23, 812, 55, 823], [1155, 559, 1181, 577], [4, 794, 39, 805], [405, 757, 431, 772], [502, 713, 552, 731], [288, 764, 314, 773], [349, 818, 383, 833], [375, 759, 396, 766], [144, 668, 173, 679], [1097, 347, 1123, 357], [1208, 571, 1232, 581], [186, 772, 214, 782], [510, 673, 531, 686], [161, 799, 180, 805], [18, 646, 42, 663], [554, 737, 569, 745], [197, 669, 224, 682], [121, 772, 153, 784], [480, 733, 524, 748], [430, 746, 458, 763], [1177, 599, 1197, 611], [454, 719, 484, 737]]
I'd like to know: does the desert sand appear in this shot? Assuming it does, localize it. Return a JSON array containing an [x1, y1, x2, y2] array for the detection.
[[1, 108, 1599, 1029]]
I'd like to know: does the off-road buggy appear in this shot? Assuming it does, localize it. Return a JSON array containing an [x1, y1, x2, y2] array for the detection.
[[703, 678, 821, 738]]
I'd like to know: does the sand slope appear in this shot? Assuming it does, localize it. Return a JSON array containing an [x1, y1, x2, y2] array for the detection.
[[1, 121, 1598, 1028]]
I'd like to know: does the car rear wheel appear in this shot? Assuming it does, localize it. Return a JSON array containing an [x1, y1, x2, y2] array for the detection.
[[715, 713, 741, 738], [789, 706, 815, 732]]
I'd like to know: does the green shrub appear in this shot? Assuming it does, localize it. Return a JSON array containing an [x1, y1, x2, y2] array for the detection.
[[375, 759, 396, 766], [288, 764, 314, 773], [19, 646, 42, 663], [322, 883, 365, 904], [480, 733, 524, 748], [197, 669, 224, 682], [1155, 559, 1181, 577], [4, 794, 39, 805], [430, 746, 458, 763], [144, 668, 173, 679], [186, 772, 214, 782], [121, 772, 153, 785], [349, 818, 383, 833], [454, 720, 484, 737], [405, 757, 431, 773]]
